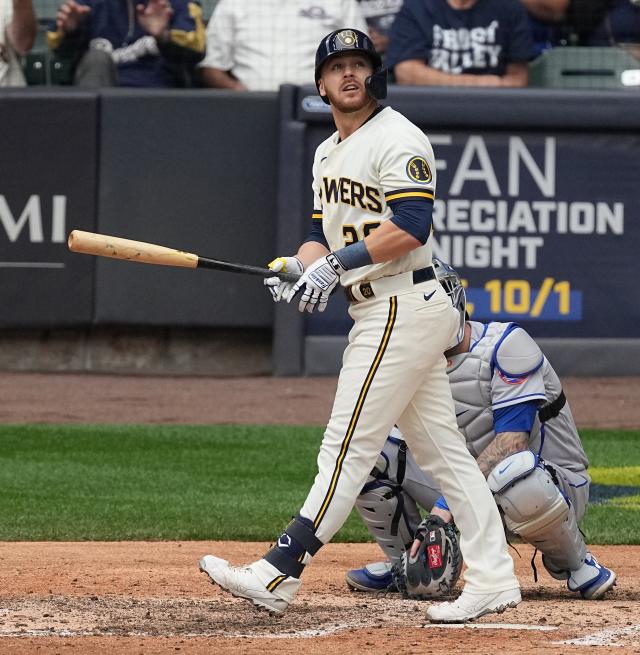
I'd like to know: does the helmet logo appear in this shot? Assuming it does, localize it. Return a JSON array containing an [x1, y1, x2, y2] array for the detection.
[[336, 30, 358, 48], [406, 156, 433, 185]]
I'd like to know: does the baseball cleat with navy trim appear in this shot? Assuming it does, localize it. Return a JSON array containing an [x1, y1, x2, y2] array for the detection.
[[346, 561, 397, 592], [426, 587, 521, 623], [199, 555, 301, 615], [567, 554, 617, 600]]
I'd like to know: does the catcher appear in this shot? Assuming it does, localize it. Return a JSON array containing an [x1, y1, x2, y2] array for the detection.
[[347, 259, 616, 601]]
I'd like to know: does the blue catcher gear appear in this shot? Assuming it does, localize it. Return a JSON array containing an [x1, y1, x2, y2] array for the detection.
[[314, 28, 387, 104], [433, 258, 466, 346], [346, 561, 397, 592]]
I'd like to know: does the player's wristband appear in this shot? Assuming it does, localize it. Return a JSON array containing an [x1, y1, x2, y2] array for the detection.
[[434, 495, 450, 511], [332, 240, 373, 271]]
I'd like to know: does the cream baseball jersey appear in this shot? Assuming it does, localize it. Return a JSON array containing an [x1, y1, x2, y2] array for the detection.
[[311, 106, 436, 287]]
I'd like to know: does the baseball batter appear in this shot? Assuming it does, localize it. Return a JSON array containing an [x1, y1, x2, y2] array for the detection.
[[347, 260, 616, 601], [200, 28, 520, 623]]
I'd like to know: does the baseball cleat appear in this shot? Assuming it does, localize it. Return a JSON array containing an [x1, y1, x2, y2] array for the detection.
[[346, 561, 397, 592], [426, 587, 521, 623], [199, 555, 301, 615], [568, 554, 617, 600]]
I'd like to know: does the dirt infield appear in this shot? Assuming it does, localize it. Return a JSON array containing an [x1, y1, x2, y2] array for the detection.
[[0, 373, 638, 654], [1, 373, 640, 428], [0, 542, 638, 654]]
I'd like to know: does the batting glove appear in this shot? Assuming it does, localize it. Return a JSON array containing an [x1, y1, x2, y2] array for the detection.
[[264, 256, 304, 302], [286, 253, 346, 313]]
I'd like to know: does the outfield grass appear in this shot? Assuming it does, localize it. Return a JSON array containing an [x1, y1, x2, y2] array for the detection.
[[0, 425, 637, 543]]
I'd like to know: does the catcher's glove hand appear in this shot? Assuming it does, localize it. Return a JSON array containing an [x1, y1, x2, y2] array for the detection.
[[391, 515, 463, 599]]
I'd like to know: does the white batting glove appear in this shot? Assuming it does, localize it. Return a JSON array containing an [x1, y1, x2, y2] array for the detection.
[[264, 256, 304, 302], [286, 253, 346, 313]]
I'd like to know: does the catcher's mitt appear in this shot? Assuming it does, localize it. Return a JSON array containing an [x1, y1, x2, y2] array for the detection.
[[391, 515, 463, 599]]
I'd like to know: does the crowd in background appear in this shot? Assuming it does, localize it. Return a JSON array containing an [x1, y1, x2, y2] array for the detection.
[[0, 0, 639, 89]]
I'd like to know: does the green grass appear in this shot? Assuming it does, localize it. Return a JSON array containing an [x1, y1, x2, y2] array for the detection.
[[577, 431, 640, 544], [0, 425, 637, 543]]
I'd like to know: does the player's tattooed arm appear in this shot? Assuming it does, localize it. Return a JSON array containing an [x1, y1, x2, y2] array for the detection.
[[476, 432, 529, 478]]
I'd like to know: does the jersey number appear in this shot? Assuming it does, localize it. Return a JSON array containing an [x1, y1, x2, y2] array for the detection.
[[342, 222, 380, 246]]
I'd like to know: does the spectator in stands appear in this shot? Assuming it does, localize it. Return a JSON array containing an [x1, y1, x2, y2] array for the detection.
[[0, 0, 36, 86], [47, 0, 205, 87], [357, 0, 403, 54], [199, 0, 367, 91], [566, 0, 640, 48], [386, 0, 536, 87], [521, 0, 569, 54]]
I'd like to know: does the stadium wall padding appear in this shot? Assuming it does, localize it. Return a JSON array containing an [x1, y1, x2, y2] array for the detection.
[[0, 87, 638, 374]]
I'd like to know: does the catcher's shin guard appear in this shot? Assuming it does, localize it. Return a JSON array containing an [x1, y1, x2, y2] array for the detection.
[[356, 481, 421, 564], [489, 451, 586, 572]]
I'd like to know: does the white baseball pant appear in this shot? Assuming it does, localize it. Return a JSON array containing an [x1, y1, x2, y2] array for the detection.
[[299, 279, 518, 594]]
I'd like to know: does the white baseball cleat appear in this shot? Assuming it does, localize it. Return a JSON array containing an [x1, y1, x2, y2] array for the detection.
[[199, 555, 301, 615], [426, 587, 521, 623]]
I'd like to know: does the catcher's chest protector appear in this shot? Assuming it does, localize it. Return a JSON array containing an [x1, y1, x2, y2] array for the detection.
[[446, 322, 506, 458], [448, 321, 587, 472]]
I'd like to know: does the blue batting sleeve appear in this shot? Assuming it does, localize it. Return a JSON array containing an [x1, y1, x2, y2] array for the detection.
[[388, 198, 433, 244], [303, 218, 329, 249], [493, 399, 539, 434]]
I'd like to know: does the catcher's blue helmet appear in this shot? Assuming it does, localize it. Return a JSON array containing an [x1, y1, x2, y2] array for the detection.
[[314, 28, 387, 104]]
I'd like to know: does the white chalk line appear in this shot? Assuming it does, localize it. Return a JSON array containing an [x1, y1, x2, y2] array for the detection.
[[424, 623, 557, 631], [0, 622, 560, 639], [0, 624, 360, 639], [555, 624, 640, 647]]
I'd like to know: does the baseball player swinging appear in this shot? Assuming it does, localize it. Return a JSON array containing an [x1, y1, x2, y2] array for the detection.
[[199, 28, 521, 623], [347, 259, 616, 602]]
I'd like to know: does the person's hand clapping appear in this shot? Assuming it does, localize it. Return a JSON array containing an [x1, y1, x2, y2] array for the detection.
[[56, 0, 90, 34], [136, 0, 173, 39]]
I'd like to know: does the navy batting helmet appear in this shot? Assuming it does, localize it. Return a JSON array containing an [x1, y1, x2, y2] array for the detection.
[[314, 28, 387, 105]]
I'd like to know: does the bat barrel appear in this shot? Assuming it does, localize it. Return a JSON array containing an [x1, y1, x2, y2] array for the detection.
[[67, 230, 301, 282], [68, 230, 199, 268]]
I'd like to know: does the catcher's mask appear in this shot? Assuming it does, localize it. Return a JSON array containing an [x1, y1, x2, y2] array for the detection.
[[433, 258, 466, 346], [314, 28, 388, 105]]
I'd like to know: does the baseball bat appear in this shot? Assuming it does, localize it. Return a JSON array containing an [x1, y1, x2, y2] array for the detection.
[[67, 230, 301, 283]]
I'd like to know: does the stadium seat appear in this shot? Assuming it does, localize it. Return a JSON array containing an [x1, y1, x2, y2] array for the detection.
[[24, 51, 74, 85], [529, 46, 640, 89], [23, 19, 75, 85]]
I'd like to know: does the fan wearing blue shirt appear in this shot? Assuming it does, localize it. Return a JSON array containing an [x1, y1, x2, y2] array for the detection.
[[386, 0, 536, 86]]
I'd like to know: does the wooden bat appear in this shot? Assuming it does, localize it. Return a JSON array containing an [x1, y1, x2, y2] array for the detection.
[[67, 230, 301, 283]]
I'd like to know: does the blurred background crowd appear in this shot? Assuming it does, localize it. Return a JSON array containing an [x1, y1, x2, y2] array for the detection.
[[0, 0, 638, 90]]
